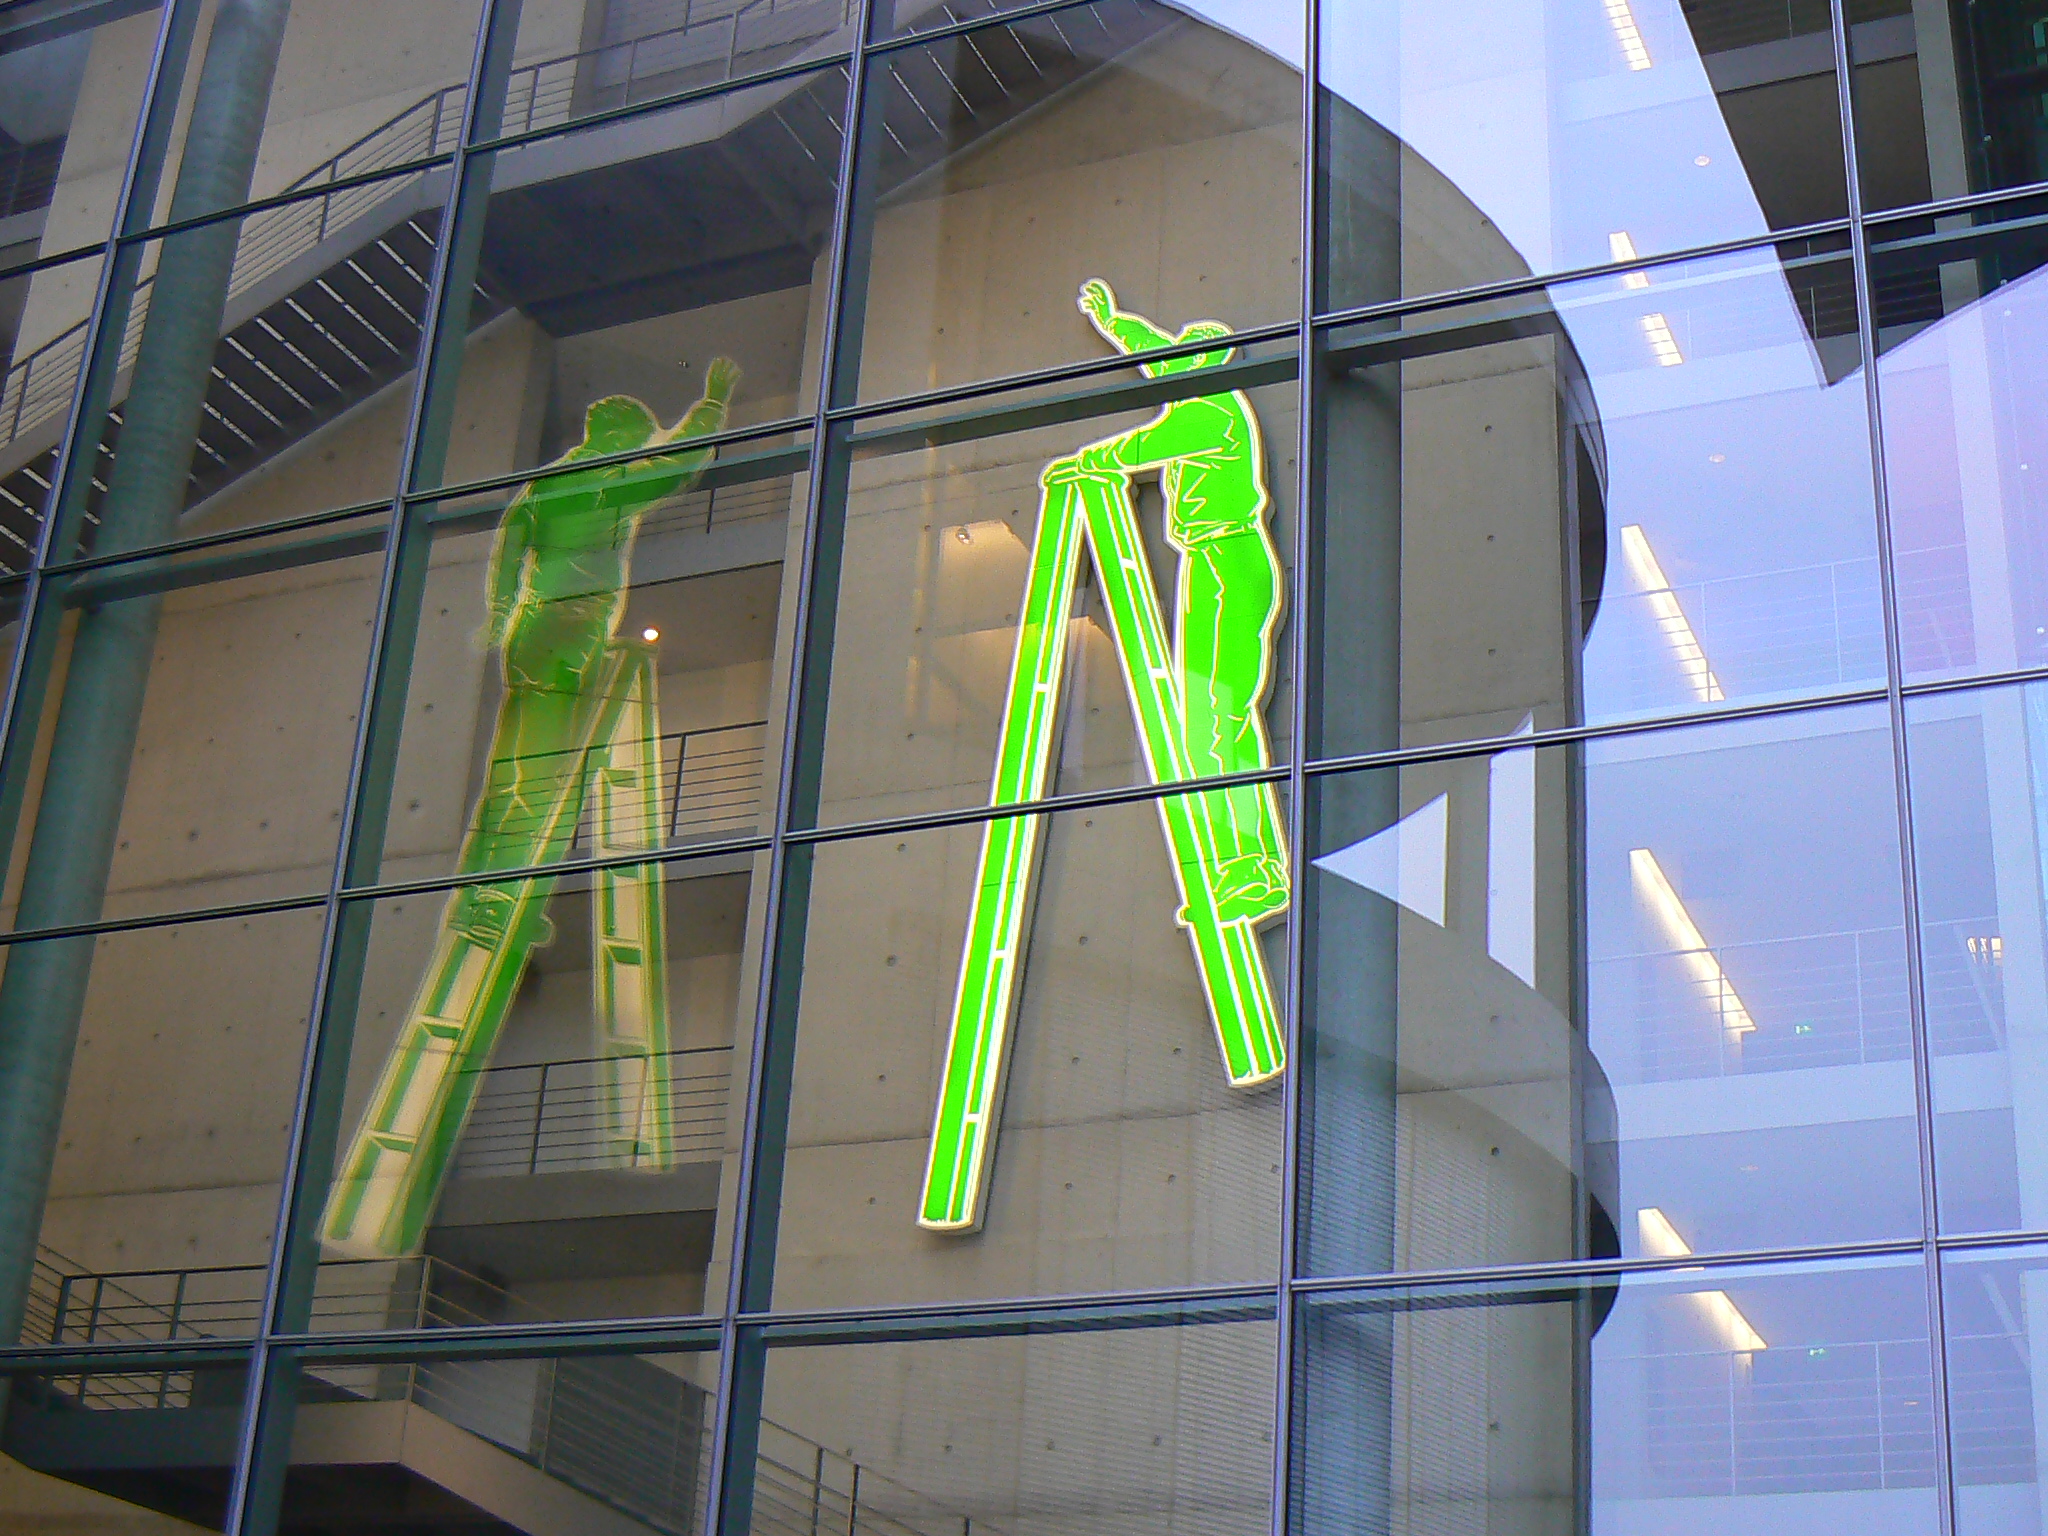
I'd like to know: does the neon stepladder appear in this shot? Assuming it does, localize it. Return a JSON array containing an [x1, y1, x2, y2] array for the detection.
[[920, 283, 1290, 1233], [322, 364, 739, 1261]]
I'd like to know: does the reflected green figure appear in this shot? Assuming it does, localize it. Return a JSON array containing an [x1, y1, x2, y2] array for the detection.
[[456, 357, 741, 939], [921, 284, 1289, 1233], [1067, 278, 1288, 920], [323, 361, 738, 1261]]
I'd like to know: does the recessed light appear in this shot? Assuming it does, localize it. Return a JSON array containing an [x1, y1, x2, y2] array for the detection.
[[1694, 154, 1711, 167], [641, 626, 660, 642]]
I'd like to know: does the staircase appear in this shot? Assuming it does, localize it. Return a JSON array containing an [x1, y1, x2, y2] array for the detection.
[[0, 94, 473, 568], [0, 0, 1178, 573]]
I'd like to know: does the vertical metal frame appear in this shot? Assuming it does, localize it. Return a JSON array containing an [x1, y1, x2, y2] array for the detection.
[[703, 13, 873, 1536], [0, 0, 202, 900], [224, 2, 528, 1527], [1273, 1, 1318, 1532], [0, 1, 2031, 1532], [1829, 6, 1959, 1534]]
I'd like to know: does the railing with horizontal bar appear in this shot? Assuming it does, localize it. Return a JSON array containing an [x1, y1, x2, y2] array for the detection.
[[451, 1044, 733, 1179]]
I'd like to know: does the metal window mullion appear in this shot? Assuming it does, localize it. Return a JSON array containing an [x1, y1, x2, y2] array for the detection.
[[1272, 0, 1318, 1529], [1827, 4, 1958, 1534], [0, 0, 203, 902], [702, 8, 876, 1536], [221, 2, 527, 1530]]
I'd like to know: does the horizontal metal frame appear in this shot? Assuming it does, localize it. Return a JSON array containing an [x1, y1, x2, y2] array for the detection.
[[16, 1229, 2035, 1363], [407, 414, 814, 504], [466, 49, 857, 162], [111, 153, 454, 254], [29, 661, 2048, 949]]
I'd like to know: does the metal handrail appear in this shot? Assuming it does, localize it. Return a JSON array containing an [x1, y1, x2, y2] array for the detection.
[[452, 1044, 734, 1178], [30, 1248, 997, 1536]]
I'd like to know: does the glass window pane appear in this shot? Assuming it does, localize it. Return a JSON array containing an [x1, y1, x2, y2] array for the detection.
[[415, 65, 848, 492], [0, 248, 104, 571], [1301, 704, 1919, 1278], [1902, 679, 2048, 1237], [766, 786, 1288, 1311], [499, 0, 858, 137], [842, 5, 1304, 405], [1849, 0, 2048, 214], [372, 443, 803, 887], [0, 905, 325, 1346], [1293, 1257, 1937, 1534], [0, 2, 166, 263], [44, 175, 452, 564], [747, 1305, 1275, 1536], [0, 1356, 249, 1531], [1943, 1243, 2048, 1532], [140, 0, 482, 231], [304, 853, 758, 1329], [809, 352, 1299, 828], [262, 1341, 718, 1530], [1319, 0, 1849, 311], [1871, 199, 2048, 686], [0, 532, 384, 935], [1313, 240, 1883, 761]]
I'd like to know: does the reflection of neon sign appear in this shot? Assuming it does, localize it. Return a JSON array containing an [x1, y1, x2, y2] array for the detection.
[[324, 367, 738, 1259], [920, 283, 1290, 1233]]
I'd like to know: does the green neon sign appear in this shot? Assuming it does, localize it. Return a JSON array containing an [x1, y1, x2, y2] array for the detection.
[[322, 362, 740, 1260], [920, 282, 1290, 1233]]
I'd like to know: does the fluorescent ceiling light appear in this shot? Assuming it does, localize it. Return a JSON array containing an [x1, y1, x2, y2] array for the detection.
[[1604, 0, 1655, 70], [1609, 231, 1651, 289], [1630, 847, 1756, 1037], [1620, 524, 1724, 703], [1638, 311, 1684, 366], [1638, 1207, 1768, 1352]]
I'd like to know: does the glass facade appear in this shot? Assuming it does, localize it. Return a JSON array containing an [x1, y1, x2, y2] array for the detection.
[[8, 0, 2048, 1532]]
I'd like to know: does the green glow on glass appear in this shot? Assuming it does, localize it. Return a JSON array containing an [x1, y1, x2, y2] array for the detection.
[[322, 364, 738, 1260], [920, 284, 1290, 1234]]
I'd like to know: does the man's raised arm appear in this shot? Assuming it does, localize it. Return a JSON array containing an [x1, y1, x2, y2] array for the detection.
[[653, 355, 740, 450], [1078, 279, 1176, 357]]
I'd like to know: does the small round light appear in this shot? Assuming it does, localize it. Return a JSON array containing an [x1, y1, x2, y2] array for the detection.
[[1694, 154, 1711, 166], [641, 626, 661, 642], [954, 527, 973, 545], [1708, 453, 1725, 463]]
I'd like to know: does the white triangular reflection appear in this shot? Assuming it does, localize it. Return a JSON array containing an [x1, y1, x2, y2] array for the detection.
[[1313, 793, 1448, 927]]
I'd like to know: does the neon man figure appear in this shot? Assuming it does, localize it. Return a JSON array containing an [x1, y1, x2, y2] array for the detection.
[[1067, 278, 1288, 922], [323, 360, 740, 1261], [921, 282, 1289, 1233]]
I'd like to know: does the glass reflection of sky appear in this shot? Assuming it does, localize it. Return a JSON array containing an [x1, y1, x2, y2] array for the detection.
[[1581, 708, 1922, 1259], [1183, 0, 1901, 723], [1187, 0, 1781, 271]]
